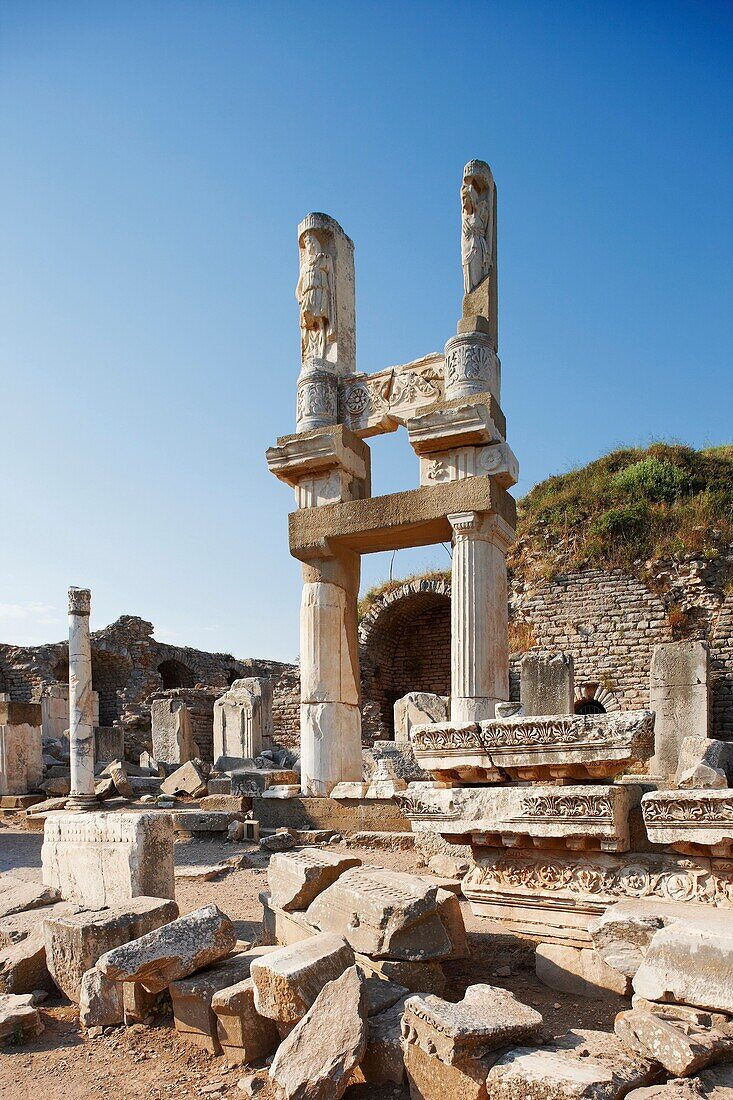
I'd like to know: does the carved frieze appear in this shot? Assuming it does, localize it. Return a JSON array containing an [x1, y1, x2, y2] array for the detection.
[[642, 790, 733, 855], [339, 354, 445, 436]]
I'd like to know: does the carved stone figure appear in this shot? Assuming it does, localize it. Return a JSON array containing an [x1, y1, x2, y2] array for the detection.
[[296, 229, 335, 362], [461, 162, 494, 294]]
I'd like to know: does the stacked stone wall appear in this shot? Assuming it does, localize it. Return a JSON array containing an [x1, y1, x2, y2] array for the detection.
[[712, 593, 733, 740]]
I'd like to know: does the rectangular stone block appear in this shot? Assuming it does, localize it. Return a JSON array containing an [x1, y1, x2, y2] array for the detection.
[[213, 679, 272, 762], [44, 895, 179, 1002], [267, 848, 361, 911], [632, 910, 733, 1014], [0, 702, 42, 796], [535, 942, 631, 997], [41, 812, 175, 907], [211, 973, 280, 1065], [94, 725, 125, 763], [170, 948, 272, 1053], [250, 932, 354, 1024], [520, 652, 575, 716], [151, 697, 195, 765], [650, 640, 709, 778]]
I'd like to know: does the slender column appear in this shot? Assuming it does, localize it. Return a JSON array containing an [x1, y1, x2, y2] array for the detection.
[[66, 586, 96, 811], [299, 550, 362, 796], [448, 512, 514, 724]]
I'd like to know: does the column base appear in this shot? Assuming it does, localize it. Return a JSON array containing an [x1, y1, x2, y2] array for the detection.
[[450, 697, 502, 724], [65, 793, 98, 812]]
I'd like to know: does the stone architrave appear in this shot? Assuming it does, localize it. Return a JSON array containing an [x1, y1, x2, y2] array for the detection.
[[299, 550, 362, 796], [393, 693, 448, 744], [0, 702, 42, 796], [448, 511, 514, 725], [395, 783, 636, 853], [213, 678, 272, 762], [408, 710, 655, 784], [266, 424, 371, 509], [151, 697, 195, 765], [520, 652, 575, 716], [41, 812, 175, 907], [296, 213, 355, 433], [67, 587, 96, 810], [650, 640, 709, 779]]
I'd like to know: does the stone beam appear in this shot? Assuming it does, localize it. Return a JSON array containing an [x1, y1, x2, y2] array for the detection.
[[287, 477, 516, 559]]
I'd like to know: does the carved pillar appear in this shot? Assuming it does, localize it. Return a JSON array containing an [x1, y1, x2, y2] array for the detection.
[[299, 549, 362, 796], [66, 587, 96, 811], [448, 512, 514, 724]]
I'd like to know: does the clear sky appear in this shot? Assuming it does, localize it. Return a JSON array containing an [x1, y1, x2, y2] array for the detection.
[[1, 1, 731, 659]]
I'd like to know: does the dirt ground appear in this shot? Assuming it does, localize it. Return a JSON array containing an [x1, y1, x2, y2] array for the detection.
[[0, 821, 627, 1100]]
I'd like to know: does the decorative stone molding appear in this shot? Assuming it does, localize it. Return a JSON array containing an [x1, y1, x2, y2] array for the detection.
[[339, 354, 445, 436], [443, 332, 499, 401], [296, 368, 339, 432], [68, 588, 91, 616], [642, 789, 733, 855]]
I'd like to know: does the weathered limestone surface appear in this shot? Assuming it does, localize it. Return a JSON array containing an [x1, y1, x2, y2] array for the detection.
[[213, 678, 273, 762], [41, 812, 175, 907], [520, 652, 575, 716], [79, 966, 124, 1028], [625, 1065, 733, 1100], [642, 790, 733, 854], [151, 697, 196, 765], [0, 875, 58, 920], [160, 758, 207, 797], [462, 848, 733, 947], [170, 949, 268, 1053], [486, 1029, 655, 1100], [44, 896, 178, 1002], [0, 701, 43, 796], [536, 943, 631, 997], [397, 783, 636, 852], [269, 966, 367, 1100], [211, 973, 280, 1065], [650, 641, 709, 779], [359, 995, 409, 1085], [632, 913, 733, 1014], [267, 848, 361, 912], [589, 899, 699, 980], [305, 868, 454, 960], [0, 992, 43, 1042], [394, 693, 448, 744], [98, 904, 235, 993], [674, 737, 733, 790], [409, 710, 655, 783], [0, 923, 51, 994], [355, 954, 447, 996], [250, 933, 354, 1025], [615, 1005, 733, 1077]]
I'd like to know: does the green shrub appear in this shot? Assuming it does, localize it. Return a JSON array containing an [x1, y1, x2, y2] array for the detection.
[[611, 458, 691, 503]]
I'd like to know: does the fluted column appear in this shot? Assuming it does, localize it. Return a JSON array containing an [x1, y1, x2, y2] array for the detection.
[[448, 512, 514, 724], [299, 550, 362, 796], [66, 586, 96, 811]]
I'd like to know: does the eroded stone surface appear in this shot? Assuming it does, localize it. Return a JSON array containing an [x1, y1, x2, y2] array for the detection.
[[267, 848, 361, 912], [212, 972, 280, 1066], [642, 790, 733, 854], [589, 900, 698, 980], [674, 738, 733, 790], [170, 949, 268, 1053], [0, 875, 58, 919], [536, 943, 631, 998], [632, 913, 733, 1014], [269, 965, 367, 1100], [160, 759, 207, 798], [360, 995, 409, 1085], [79, 966, 124, 1028], [251, 933, 354, 1025], [98, 904, 236, 994], [615, 1005, 733, 1077], [0, 992, 43, 1042]]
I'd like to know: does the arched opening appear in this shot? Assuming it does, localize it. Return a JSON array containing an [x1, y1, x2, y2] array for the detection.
[[157, 658, 196, 690], [53, 656, 69, 683], [360, 579, 451, 737], [575, 698, 607, 715], [91, 650, 132, 725], [574, 681, 617, 716], [226, 669, 241, 687]]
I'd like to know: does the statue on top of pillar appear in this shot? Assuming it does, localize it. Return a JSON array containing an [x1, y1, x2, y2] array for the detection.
[[461, 160, 495, 295], [296, 228, 336, 363]]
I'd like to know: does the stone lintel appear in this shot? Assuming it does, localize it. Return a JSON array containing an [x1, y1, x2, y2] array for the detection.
[[267, 425, 370, 488], [288, 478, 516, 559]]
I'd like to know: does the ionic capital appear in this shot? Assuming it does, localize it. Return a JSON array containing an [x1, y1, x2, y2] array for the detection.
[[448, 511, 515, 551]]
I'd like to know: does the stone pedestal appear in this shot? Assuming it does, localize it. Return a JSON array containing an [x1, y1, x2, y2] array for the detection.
[[0, 702, 43, 796], [650, 641, 709, 779], [151, 696, 196, 765], [213, 678, 273, 762], [66, 587, 96, 811], [520, 652, 575, 716], [448, 512, 514, 724], [299, 551, 362, 796]]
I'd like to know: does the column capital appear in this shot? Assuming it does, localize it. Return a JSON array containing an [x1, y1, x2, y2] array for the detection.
[[447, 511, 515, 551], [68, 587, 91, 616]]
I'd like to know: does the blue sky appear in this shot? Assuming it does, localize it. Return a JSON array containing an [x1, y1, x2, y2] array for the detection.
[[1, 1, 731, 658]]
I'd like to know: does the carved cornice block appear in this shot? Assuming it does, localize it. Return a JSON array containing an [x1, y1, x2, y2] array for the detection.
[[642, 789, 733, 856], [420, 441, 518, 490], [409, 711, 655, 783], [407, 402, 501, 455]]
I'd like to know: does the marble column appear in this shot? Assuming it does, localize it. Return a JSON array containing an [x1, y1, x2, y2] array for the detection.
[[66, 586, 96, 811], [448, 512, 514, 724], [299, 550, 362, 796]]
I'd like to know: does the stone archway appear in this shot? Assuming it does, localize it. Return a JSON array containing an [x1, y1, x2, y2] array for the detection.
[[359, 577, 451, 737], [157, 658, 196, 690], [573, 681, 620, 715], [91, 649, 133, 725]]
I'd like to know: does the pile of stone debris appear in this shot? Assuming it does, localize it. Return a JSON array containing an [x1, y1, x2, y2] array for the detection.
[[2, 846, 733, 1099]]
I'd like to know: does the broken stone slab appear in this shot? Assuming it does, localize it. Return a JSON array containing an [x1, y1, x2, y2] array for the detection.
[[44, 895, 179, 1002], [356, 955, 447, 996], [98, 903, 236, 994], [260, 829, 297, 852], [170, 947, 274, 1054], [589, 899, 705, 980], [0, 992, 43, 1042], [250, 933, 354, 1025], [172, 810, 242, 834], [199, 794, 251, 812], [305, 867, 453, 960], [394, 693, 448, 744], [410, 710, 655, 784], [269, 965, 367, 1100], [436, 888, 469, 960], [267, 848, 362, 912], [0, 875, 58, 919], [0, 901, 74, 950], [536, 943, 631, 998], [211, 972, 280, 1066], [397, 783, 636, 853], [642, 790, 733, 855], [41, 812, 175, 907], [359, 995, 409, 1085], [402, 984, 544, 1070], [261, 785, 301, 799], [632, 912, 733, 1014], [363, 976, 408, 1017], [486, 1028, 656, 1100], [231, 768, 299, 796], [26, 797, 68, 815], [428, 853, 471, 879], [674, 738, 733, 790], [108, 761, 134, 799], [79, 966, 124, 1028], [329, 782, 370, 799], [159, 759, 207, 798], [520, 652, 575, 717], [0, 923, 52, 995], [615, 1005, 733, 1077], [626, 1066, 733, 1100]]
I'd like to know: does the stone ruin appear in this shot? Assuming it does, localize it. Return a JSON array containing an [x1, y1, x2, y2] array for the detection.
[[2, 160, 733, 1100]]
